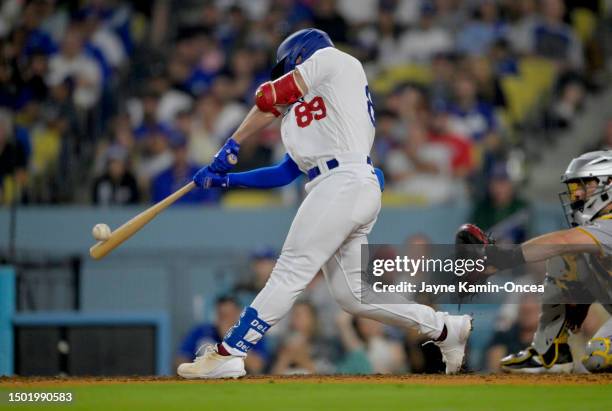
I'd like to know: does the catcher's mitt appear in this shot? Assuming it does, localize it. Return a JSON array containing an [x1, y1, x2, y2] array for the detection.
[[454, 223, 495, 302]]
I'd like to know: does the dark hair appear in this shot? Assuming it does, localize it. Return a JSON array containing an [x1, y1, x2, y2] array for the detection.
[[216, 295, 239, 307]]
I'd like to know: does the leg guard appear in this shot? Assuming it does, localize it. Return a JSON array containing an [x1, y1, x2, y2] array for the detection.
[[532, 304, 568, 355], [582, 317, 612, 373], [222, 307, 270, 356], [582, 336, 612, 373]]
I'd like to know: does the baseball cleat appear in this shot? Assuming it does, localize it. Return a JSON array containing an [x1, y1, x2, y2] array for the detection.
[[500, 344, 573, 374], [434, 314, 473, 374], [177, 344, 246, 379]]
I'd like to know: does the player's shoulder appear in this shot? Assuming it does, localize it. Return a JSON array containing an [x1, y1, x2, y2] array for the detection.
[[311, 46, 361, 66], [588, 217, 612, 232]]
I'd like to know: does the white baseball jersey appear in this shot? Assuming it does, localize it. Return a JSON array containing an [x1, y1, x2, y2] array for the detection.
[[220, 45, 449, 360], [280, 47, 376, 172]]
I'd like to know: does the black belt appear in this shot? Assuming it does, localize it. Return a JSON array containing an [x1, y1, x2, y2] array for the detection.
[[307, 156, 372, 181]]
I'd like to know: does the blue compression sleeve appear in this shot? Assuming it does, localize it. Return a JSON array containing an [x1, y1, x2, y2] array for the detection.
[[228, 154, 302, 189]]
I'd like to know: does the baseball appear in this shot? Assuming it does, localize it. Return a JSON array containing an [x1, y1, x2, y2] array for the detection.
[[92, 223, 112, 241]]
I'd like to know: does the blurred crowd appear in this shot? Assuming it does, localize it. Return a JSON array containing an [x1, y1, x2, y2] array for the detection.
[[0, 0, 611, 206], [176, 242, 610, 374]]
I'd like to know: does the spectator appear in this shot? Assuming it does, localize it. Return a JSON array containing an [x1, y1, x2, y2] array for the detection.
[[92, 145, 139, 205], [337, 0, 378, 25], [135, 126, 173, 187], [428, 110, 474, 178], [357, 8, 403, 67], [13, 0, 58, 57], [28, 105, 69, 202], [456, 0, 506, 56], [398, 2, 453, 64], [150, 136, 220, 204], [173, 108, 217, 166], [489, 38, 519, 77], [429, 52, 456, 111], [371, 109, 400, 169], [197, 77, 248, 144], [224, 47, 262, 104], [46, 24, 102, 110], [336, 311, 406, 374], [300, 271, 341, 340], [466, 55, 507, 108], [543, 77, 586, 130], [507, 0, 539, 55], [597, 120, 612, 150], [432, 0, 468, 31], [531, 0, 583, 70], [485, 295, 540, 372], [312, 0, 349, 44], [233, 247, 277, 307], [386, 123, 464, 204], [470, 163, 529, 243], [0, 109, 27, 203], [446, 71, 497, 142], [403, 327, 445, 374], [177, 296, 270, 375], [271, 301, 336, 375]]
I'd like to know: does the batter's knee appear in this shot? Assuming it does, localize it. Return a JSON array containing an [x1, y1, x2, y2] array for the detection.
[[331, 286, 364, 316]]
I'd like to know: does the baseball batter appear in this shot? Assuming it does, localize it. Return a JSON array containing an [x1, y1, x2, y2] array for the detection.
[[177, 29, 472, 379]]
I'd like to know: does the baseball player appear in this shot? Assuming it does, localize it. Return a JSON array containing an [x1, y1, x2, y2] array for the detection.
[[177, 28, 472, 379], [456, 151, 612, 373]]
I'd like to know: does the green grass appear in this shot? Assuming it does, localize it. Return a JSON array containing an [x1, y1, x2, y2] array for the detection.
[[1, 382, 611, 411]]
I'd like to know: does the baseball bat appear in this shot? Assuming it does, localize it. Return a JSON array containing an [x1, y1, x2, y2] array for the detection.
[[89, 181, 196, 260]]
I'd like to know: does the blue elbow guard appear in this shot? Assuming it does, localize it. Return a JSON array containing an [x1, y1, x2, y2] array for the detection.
[[374, 167, 385, 192], [223, 307, 270, 354]]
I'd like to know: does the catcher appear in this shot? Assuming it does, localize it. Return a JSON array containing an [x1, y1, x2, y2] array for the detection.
[[456, 150, 612, 373]]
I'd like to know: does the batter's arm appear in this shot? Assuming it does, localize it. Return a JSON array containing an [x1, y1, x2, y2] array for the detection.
[[232, 107, 278, 145], [232, 70, 307, 144]]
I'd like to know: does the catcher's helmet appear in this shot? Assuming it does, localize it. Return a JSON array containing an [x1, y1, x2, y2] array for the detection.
[[559, 150, 612, 226], [270, 28, 334, 80]]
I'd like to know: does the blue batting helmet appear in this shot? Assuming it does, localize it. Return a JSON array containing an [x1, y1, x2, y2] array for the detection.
[[270, 28, 334, 80]]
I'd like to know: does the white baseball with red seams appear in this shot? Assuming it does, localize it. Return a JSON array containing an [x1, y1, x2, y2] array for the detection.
[[92, 223, 111, 241]]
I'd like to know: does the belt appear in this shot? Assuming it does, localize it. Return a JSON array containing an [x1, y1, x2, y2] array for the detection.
[[307, 156, 372, 181]]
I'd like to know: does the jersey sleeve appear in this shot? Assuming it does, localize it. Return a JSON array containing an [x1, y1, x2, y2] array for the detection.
[[296, 47, 340, 91], [579, 219, 612, 256]]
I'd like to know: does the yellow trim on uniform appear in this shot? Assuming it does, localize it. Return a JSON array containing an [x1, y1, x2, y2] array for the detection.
[[596, 214, 612, 220], [576, 227, 604, 256]]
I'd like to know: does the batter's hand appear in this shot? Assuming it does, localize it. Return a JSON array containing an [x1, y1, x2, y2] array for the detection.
[[210, 138, 240, 173], [192, 166, 229, 189]]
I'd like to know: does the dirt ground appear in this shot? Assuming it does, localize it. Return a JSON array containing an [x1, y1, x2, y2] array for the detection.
[[1, 373, 611, 387]]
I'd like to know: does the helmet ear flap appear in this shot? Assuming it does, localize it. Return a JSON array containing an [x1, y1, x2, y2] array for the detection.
[[270, 57, 287, 80]]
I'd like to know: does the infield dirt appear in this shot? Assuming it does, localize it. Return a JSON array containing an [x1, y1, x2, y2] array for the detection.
[[2, 373, 611, 387]]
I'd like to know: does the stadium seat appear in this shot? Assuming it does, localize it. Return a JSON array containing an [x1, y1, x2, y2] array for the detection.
[[500, 76, 531, 125], [381, 191, 428, 207], [221, 190, 284, 208], [372, 64, 432, 94], [572, 8, 597, 43]]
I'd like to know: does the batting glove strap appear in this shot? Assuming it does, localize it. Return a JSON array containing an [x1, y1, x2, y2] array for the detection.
[[192, 166, 229, 189], [210, 138, 240, 173]]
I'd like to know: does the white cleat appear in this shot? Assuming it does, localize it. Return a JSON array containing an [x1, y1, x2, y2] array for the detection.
[[434, 314, 473, 374], [177, 344, 246, 379]]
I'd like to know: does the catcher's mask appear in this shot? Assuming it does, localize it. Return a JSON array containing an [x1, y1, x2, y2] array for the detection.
[[559, 151, 612, 226]]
